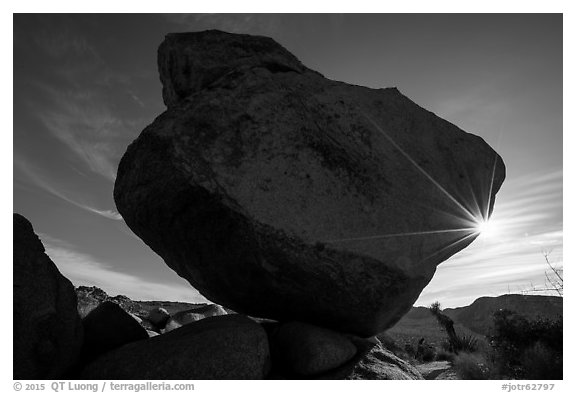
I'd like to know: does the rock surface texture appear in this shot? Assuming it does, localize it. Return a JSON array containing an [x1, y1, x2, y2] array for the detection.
[[347, 342, 424, 380], [81, 315, 270, 379], [13, 213, 84, 379], [114, 30, 506, 337]]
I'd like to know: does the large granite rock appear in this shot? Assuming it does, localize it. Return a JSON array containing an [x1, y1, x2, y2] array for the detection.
[[114, 30, 506, 337], [81, 315, 270, 379], [13, 213, 83, 379]]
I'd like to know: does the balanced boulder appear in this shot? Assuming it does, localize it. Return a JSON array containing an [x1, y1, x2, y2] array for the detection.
[[114, 30, 506, 337], [13, 213, 83, 379], [81, 314, 270, 379]]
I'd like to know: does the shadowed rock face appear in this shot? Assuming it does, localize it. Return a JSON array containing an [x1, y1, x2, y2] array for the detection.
[[13, 213, 84, 379], [80, 301, 149, 365], [114, 30, 506, 337]]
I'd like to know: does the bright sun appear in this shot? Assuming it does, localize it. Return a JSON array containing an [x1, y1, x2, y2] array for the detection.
[[475, 219, 499, 239]]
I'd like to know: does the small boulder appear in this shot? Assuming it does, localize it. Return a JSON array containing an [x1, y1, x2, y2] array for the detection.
[[347, 341, 424, 380], [81, 314, 270, 379], [13, 213, 84, 379], [80, 301, 149, 364], [270, 321, 357, 376], [164, 304, 227, 332], [129, 313, 143, 324], [146, 330, 160, 338], [147, 307, 170, 328]]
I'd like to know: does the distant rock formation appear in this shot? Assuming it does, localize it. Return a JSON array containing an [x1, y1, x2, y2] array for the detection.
[[13, 213, 83, 379], [164, 304, 227, 332], [76, 285, 142, 317], [147, 307, 170, 328], [115, 30, 506, 337], [444, 294, 563, 335]]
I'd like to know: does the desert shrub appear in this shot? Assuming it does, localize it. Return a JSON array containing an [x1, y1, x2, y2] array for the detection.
[[452, 334, 479, 353], [440, 340, 452, 352], [438, 334, 478, 354], [435, 348, 455, 362], [453, 352, 491, 380], [521, 341, 562, 380], [404, 342, 416, 358], [420, 344, 436, 362], [375, 333, 416, 362], [490, 309, 562, 379], [378, 332, 402, 353]]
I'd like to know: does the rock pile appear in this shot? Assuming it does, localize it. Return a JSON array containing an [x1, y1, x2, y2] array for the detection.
[[13, 211, 422, 379], [15, 28, 505, 380], [81, 315, 270, 379]]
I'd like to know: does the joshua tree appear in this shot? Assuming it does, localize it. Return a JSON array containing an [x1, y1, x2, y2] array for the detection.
[[429, 301, 459, 353]]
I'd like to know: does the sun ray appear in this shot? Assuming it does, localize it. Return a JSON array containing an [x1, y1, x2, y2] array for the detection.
[[483, 151, 499, 221], [324, 227, 476, 243], [463, 174, 484, 219], [361, 112, 478, 223], [422, 231, 479, 262]]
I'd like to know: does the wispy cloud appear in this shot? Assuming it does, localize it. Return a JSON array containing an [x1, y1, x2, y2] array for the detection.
[[34, 86, 132, 182], [41, 235, 208, 303], [23, 28, 143, 182], [14, 154, 122, 221]]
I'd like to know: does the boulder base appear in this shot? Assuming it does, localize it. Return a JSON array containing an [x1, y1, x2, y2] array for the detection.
[[81, 315, 270, 379], [270, 322, 357, 376]]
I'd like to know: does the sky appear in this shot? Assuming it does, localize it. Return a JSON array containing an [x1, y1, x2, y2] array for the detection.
[[13, 14, 563, 308]]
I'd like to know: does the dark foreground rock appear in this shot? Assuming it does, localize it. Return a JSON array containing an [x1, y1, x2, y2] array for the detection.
[[347, 341, 424, 380], [270, 322, 357, 376], [80, 301, 149, 364], [13, 213, 83, 379], [114, 30, 506, 337], [81, 314, 270, 379]]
